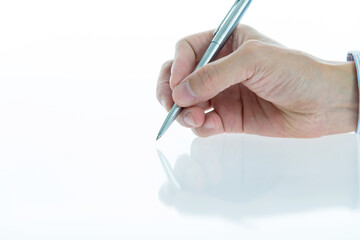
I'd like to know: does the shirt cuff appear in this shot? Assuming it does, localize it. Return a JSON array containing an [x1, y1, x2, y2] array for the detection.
[[356, 134, 360, 209], [347, 51, 360, 134]]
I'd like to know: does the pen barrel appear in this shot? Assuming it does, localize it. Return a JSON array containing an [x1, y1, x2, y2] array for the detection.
[[157, 104, 182, 139], [195, 42, 221, 70], [195, 0, 252, 71], [156, 0, 252, 140], [213, 0, 252, 44]]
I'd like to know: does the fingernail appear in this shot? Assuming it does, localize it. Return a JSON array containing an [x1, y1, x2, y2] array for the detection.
[[170, 63, 174, 75], [169, 76, 174, 90], [169, 66, 174, 89], [184, 111, 195, 127], [204, 119, 215, 129], [174, 81, 196, 105], [161, 98, 167, 110]]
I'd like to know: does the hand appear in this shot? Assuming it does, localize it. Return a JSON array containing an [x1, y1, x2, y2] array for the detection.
[[156, 25, 358, 138]]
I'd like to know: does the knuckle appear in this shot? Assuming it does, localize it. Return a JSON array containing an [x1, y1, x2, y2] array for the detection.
[[156, 89, 164, 104], [175, 38, 184, 47], [175, 37, 195, 57], [237, 24, 252, 34], [156, 87, 163, 101], [234, 24, 255, 46], [239, 40, 268, 70], [161, 59, 173, 70], [156, 83, 170, 102], [242, 39, 265, 52], [175, 38, 187, 50]]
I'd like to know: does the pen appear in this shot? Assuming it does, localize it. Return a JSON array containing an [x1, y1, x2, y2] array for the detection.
[[156, 149, 181, 190], [156, 0, 252, 140]]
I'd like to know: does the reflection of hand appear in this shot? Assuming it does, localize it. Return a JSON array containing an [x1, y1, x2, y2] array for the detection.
[[157, 25, 358, 138], [158, 134, 358, 218]]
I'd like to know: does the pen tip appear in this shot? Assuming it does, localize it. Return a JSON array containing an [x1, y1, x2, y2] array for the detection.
[[156, 134, 161, 141]]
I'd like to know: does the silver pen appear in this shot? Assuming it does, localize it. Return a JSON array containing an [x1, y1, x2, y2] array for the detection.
[[156, 0, 252, 140]]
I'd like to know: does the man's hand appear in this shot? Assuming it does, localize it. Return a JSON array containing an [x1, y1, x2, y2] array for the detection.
[[156, 25, 358, 138]]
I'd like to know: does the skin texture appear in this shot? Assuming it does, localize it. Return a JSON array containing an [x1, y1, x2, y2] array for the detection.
[[156, 25, 359, 138]]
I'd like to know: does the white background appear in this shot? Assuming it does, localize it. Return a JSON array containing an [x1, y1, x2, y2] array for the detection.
[[0, 0, 360, 239]]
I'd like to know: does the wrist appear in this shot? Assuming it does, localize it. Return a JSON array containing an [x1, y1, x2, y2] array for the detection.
[[322, 61, 358, 134]]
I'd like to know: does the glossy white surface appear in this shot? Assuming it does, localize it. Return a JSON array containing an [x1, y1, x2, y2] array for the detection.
[[1, 0, 360, 239]]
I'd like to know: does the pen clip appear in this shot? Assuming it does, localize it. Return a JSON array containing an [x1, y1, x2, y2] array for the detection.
[[213, 0, 240, 36]]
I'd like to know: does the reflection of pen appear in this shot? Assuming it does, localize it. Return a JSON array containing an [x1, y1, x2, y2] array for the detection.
[[156, 0, 252, 140], [156, 149, 181, 190]]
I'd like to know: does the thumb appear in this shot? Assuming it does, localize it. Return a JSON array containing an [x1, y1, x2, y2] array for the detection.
[[172, 42, 257, 107]]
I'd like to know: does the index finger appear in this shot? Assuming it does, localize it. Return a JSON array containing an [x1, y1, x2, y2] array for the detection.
[[169, 24, 279, 91], [169, 30, 214, 90]]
